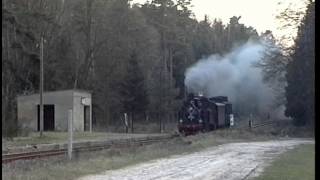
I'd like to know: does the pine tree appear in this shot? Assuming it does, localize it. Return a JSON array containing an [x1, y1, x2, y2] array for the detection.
[[119, 52, 149, 117], [285, 1, 314, 126]]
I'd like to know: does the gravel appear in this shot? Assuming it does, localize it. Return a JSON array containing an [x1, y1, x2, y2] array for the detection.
[[78, 139, 313, 180]]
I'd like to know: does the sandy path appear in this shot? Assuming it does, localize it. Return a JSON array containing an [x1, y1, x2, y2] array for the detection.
[[78, 139, 313, 180]]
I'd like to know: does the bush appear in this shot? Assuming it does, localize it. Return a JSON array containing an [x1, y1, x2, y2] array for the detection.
[[17, 123, 32, 137]]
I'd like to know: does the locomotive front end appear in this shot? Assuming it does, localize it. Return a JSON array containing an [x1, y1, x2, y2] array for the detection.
[[178, 94, 205, 135], [177, 93, 233, 136]]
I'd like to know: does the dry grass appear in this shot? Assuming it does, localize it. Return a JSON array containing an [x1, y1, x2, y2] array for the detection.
[[3, 120, 311, 180], [4, 118, 312, 149], [2, 137, 193, 180], [95, 121, 177, 134], [2, 128, 282, 180], [3, 132, 164, 148], [3, 121, 177, 149]]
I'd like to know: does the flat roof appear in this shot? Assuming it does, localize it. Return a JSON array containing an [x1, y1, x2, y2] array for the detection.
[[215, 102, 225, 106], [17, 89, 91, 98]]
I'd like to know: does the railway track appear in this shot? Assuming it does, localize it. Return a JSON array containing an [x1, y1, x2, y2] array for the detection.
[[252, 120, 275, 128], [2, 121, 280, 164], [2, 135, 176, 164]]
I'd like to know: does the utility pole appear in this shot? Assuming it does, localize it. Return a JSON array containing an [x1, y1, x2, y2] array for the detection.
[[39, 36, 44, 137]]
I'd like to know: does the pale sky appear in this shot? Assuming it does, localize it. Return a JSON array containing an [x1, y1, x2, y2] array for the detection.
[[132, 0, 308, 46]]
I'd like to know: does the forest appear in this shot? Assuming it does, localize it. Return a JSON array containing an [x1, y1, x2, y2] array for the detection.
[[2, 0, 314, 136]]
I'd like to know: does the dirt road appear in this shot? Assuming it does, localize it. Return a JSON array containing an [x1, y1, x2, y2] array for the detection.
[[78, 139, 313, 180]]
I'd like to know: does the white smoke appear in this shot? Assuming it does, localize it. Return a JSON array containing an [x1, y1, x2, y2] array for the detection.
[[185, 39, 277, 116]]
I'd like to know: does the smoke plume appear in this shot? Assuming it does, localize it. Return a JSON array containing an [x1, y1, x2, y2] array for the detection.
[[185, 39, 278, 116]]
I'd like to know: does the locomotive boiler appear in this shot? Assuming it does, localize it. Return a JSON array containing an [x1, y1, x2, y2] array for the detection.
[[178, 93, 233, 135]]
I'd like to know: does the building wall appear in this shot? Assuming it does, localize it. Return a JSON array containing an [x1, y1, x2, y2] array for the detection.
[[73, 91, 92, 131], [17, 90, 91, 132], [51, 91, 74, 131], [17, 96, 38, 131]]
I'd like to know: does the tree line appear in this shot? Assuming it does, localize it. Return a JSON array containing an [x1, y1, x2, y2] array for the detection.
[[259, 0, 314, 128], [284, 1, 314, 127], [2, 0, 314, 136]]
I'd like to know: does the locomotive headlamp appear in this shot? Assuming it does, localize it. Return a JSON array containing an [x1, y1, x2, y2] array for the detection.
[[199, 119, 203, 123], [179, 119, 183, 123]]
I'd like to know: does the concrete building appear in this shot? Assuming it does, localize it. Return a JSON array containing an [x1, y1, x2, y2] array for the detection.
[[17, 89, 92, 132]]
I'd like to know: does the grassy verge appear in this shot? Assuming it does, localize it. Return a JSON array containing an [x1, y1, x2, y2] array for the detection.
[[3, 119, 313, 148], [2, 138, 188, 180], [2, 129, 277, 180], [254, 144, 315, 180], [3, 132, 164, 148]]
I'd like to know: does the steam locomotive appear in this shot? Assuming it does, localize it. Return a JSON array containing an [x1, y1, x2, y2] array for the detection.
[[178, 93, 233, 135]]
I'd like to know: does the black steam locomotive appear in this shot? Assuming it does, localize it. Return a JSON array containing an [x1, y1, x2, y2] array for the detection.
[[178, 93, 233, 135]]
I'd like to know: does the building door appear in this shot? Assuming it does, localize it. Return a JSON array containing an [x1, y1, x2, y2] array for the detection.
[[37, 105, 55, 131], [84, 105, 90, 131]]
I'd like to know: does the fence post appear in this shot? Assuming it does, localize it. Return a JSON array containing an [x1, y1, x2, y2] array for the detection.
[[68, 109, 73, 160], [249, 114, 253, 129], [124, 113, 128, 133]]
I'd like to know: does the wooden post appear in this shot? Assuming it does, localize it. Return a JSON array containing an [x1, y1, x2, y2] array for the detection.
[[131, 113, 134, 133], [68, 109, 73, 160], [159, 113, 162, 133], [39, 36, 44, 137], [249, 114, 253, 129], [124, 113, 128, 133]]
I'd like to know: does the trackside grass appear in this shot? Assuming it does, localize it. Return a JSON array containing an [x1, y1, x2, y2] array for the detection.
[[2, 129, 275, 180], [2, 132, 164, 148], [2, 128, 310, 180], [2, 136, 211, 180], [254, 144, 315, 180]]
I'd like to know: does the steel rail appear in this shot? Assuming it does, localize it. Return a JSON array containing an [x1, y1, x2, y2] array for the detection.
[[252, 121, 275, 128]]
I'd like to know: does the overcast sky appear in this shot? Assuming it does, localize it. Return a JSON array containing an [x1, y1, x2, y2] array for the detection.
[[132, 0, 308, 45]]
